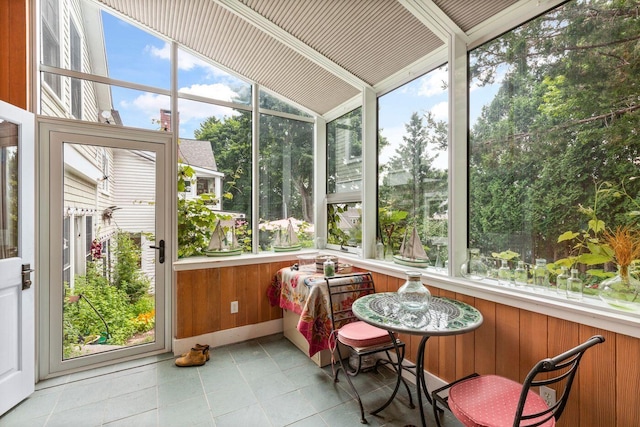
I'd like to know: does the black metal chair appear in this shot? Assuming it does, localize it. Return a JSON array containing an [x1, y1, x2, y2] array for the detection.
[[431, 335, 605, 427], [325, 272, 413, 424]]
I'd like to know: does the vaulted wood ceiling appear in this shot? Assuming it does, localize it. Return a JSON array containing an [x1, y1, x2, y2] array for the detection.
[[97, 0, 520, 115]]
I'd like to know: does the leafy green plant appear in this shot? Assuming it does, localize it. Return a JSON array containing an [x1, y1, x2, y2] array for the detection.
[[327, 204, 350, 245], [113, 231, 151, 303], [378, 207, 409, 255], [554, 178, 640, 280], [63, 260, 156, 358], [491, 249, 520, 261]]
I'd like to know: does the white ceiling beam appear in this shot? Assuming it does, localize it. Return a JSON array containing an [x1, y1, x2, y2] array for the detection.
[[398, 0, 470, 44], [213, 0, 372, 91]]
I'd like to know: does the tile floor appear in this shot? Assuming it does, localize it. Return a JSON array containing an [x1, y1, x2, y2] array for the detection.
[[0, 334, 463, 427]]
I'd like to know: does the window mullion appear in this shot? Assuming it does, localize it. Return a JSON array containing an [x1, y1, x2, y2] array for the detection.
[[449, 34, 468, 278]]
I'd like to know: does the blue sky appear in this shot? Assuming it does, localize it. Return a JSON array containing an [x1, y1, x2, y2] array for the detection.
[[103, 12, 247, 138], [102, 9, 495, 163]]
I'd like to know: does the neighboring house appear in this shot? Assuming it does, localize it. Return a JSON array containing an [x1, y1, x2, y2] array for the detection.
[[45, 0, 156, 289], [331, 119, 362, 192], [111, 149, 157, 291], [178, 138, 224, 211], [62, 144, 117, 288]]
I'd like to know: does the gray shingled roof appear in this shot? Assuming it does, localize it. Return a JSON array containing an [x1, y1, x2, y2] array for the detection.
[[178, 139, 217, 171]]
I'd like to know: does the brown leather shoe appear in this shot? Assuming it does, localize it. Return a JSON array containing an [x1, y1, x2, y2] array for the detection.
[[181, 344, 210, 361], [175, 347, 207, 367]]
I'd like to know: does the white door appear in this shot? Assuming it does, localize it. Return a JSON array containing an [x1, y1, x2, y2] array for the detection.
[[0, 100, 35, 416], [38, 120, 171, 377]]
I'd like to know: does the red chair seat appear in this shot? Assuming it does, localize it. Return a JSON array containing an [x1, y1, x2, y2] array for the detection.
[[448, 375, 555, 427], [337, 320, 392, 349]]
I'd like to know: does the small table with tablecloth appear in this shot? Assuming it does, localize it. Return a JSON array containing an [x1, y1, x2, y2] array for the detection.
[[267, 266, 362, 365], [267, 266, 330, 358]]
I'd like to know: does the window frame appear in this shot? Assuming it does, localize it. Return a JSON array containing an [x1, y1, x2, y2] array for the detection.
[[69, 16, 82, 119], [41, 0, 61, 98]]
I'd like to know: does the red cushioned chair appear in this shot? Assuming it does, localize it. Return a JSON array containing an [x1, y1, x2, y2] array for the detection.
[[325, 272, 413, 424], [431, 335, 605, 427]]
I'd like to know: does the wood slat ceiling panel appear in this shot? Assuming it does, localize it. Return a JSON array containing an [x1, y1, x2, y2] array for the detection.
[[99, 0, 359, 114], [432, 0, 519, 32], [242, 0, 443, 86]]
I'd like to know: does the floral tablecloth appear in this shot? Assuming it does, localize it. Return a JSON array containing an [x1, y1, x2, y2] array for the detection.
[[267, 267, 333, 357]]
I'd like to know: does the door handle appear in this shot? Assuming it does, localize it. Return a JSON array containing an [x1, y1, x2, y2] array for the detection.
[[22, 263, 35, 290], [150, 239, 165, 264]]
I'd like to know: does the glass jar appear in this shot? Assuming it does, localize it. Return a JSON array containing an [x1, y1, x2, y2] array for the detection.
[[323, 259, 335, 277], [434, 245, 443, 271], [497, 259, 512, 286], [556, 266, 569, 295], [599, 265, 640, 309], [461, 248, 488, 281], [397, 271, 431, 328], [514, 261, 528, 287], [567, 268, 583, 301], [375, 239, 385, 260], [533, 258, 549, 291]]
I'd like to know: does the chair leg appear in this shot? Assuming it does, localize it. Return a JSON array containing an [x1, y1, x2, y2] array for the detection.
[[334, 346, 367, 424]]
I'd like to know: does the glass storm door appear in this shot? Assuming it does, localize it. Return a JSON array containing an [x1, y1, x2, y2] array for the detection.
[[0, 100, 35, 416], [39, 123, 170, 376]]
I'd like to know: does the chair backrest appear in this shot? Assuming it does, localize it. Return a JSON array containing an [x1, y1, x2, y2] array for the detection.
[[514, 335, 605, 427], [325, 272, 375, 331]]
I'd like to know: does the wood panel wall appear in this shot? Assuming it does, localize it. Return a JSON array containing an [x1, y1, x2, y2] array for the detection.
[[177, 265, 640, 426], [0, 0, 29, 109]]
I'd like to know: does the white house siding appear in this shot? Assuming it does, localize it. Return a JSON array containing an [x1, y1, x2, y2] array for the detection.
[[41, 0, 101, 123], [63, 169, 96, 207], [112, 149, 157, 292], [333, 123, 362, 192]]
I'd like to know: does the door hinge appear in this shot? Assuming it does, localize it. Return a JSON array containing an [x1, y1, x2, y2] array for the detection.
[[22, 263, 34, 290]]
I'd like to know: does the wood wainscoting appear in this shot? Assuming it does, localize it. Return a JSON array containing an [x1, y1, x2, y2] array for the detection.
[[0, 0, 29, 109], [176, 265, 639, 426]]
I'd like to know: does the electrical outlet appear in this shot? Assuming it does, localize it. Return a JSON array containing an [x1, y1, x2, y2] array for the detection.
[[540, 386, 556, 407], [230, 301, 238, 313]]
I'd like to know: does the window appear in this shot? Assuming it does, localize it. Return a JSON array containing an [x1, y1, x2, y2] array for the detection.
[[258, 112, 314, 251], [42, 0, 61, 97], [327, 108, 363, 249], [327, 108, 362, 193], [176, 96, 253, 256], [468, 0, 640, 301], [197, 178, 215, 195], [378, 66, 449, 266], [70, 18, 82, 119]]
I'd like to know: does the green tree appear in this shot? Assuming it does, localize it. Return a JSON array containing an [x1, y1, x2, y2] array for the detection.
[[194, 112, 252, 216], [112, 231, 150, 303], [386, 112, 446, 222], [469, 0, 640, 264]]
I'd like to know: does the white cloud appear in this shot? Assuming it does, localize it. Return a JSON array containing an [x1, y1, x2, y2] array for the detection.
[[178, 96, 239, 123], [417, 67, 448, 97], [430, 101, 448, 121], [119, 83, 239, 133], [179, 83, 236, 103], [119, 92, 170, 127], [146, 42, 234, 78]]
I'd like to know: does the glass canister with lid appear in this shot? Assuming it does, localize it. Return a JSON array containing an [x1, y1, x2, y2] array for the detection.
[[397, 271, 431, 328]]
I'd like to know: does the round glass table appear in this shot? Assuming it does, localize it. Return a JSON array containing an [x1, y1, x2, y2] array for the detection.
[[352, 292, 483, 427]]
